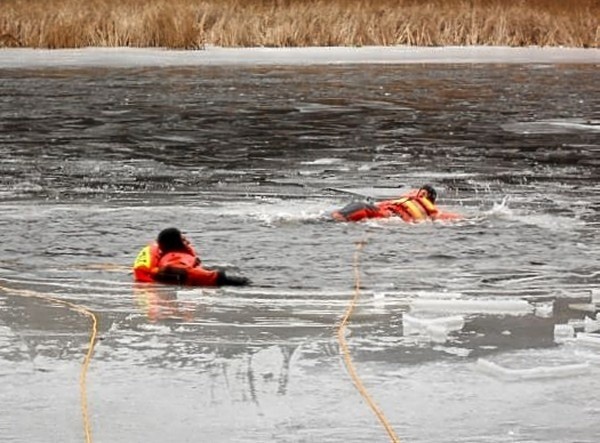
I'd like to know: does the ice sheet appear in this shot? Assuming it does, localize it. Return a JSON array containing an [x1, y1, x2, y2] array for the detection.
[[409, 298, 534, 315], [1, 46, 599, 68], [476, 358, 591, 381]]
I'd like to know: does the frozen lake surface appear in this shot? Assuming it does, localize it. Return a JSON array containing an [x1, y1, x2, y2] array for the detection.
[[0, 49, 599, 442], [1, 46, 599, 68]]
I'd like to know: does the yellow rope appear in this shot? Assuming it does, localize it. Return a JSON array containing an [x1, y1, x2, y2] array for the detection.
[[0, 285, 97, 443], [337, 239, 401, 443]]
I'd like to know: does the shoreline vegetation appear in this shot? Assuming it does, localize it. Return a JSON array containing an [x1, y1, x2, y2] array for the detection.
[[1, 0, 598, 49]]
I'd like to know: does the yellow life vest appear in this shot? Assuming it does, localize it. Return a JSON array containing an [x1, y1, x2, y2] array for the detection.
[[134, 245, 152, 269], [389, 197, 427, 221], [403, 199, 427, 220], [133, 243, 161, 282], [415, 196, 438, 216]]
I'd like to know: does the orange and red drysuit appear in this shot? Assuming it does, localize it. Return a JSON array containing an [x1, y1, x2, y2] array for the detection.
[[332, 190, 461, 223], [133, 242, 219, 286]]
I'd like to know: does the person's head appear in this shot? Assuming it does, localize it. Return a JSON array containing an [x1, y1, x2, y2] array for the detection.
[[418, 184, 437, 203], [157, 227, 186, 253]]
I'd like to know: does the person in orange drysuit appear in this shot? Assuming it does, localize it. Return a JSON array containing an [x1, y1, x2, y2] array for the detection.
[[331, 184, 462, 223], [133, 227, 249, 286]]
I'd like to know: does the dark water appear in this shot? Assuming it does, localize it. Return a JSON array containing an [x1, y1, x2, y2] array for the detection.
[[0, 63, 599, 443]]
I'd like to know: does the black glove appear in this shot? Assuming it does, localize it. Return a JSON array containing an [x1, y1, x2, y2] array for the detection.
[[217, 271, 250, 286]]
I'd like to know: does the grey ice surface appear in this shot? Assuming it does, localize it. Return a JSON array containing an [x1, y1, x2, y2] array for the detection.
[[0, 45, 599, 68]]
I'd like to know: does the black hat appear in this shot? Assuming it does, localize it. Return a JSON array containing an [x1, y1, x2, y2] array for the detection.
[[157, 227, 186, 253], [420, 184, 437, 203]]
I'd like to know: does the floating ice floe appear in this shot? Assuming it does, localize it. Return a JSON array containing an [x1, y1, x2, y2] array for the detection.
[[568, 303, 597, 313], [501, 119, 600, 135], [532, 301, 553, 318], [402, 313, 465, 343], [476, 358, 591, 381], [177, 287, 415, 308], [409, 298, 533, 315], [553, 324, 575, 343], [554, 313, 600, 343], [583, 314, 600, 333], [432, 345, 472, 357], [567, 318, 586, 329]]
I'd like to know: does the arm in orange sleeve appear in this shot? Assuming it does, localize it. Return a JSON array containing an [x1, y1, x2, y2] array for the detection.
[[185, 266, 220, 286], [333, 201, 387, 222], [433, 211, 463, 221], [156, 251, 249, 287], [157, 266, 249, 286]]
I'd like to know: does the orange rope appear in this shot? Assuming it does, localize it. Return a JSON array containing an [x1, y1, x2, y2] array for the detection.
[[337, 239, 401, 443], [0, 286, 97, 443]]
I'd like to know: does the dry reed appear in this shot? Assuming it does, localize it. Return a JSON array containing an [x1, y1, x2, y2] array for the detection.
[[1, 0, 598, 49]]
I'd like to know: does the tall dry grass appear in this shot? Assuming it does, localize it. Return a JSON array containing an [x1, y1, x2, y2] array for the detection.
[[1, 0, 598, 49]]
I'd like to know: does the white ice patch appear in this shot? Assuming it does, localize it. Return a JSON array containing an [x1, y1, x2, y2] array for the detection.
[[300, 158, 343, 165], [432, 345, 472, 357], [592, 288, 600, 305], [476, 358, 591, 381], [177, 289, 416, 321], [568, 303, 597, 313], [575, 332, 600, 348], [409, 298, 533, 315], [584, 315, 600, 333], [413, 290, 465, 300], [553, 324, 575, 343], [1, 47, 598, 69], [402, 313, 465, 344], [501, 119, 600, 135], [371, 291, 387, 312], [533, 301, 553, 318]]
